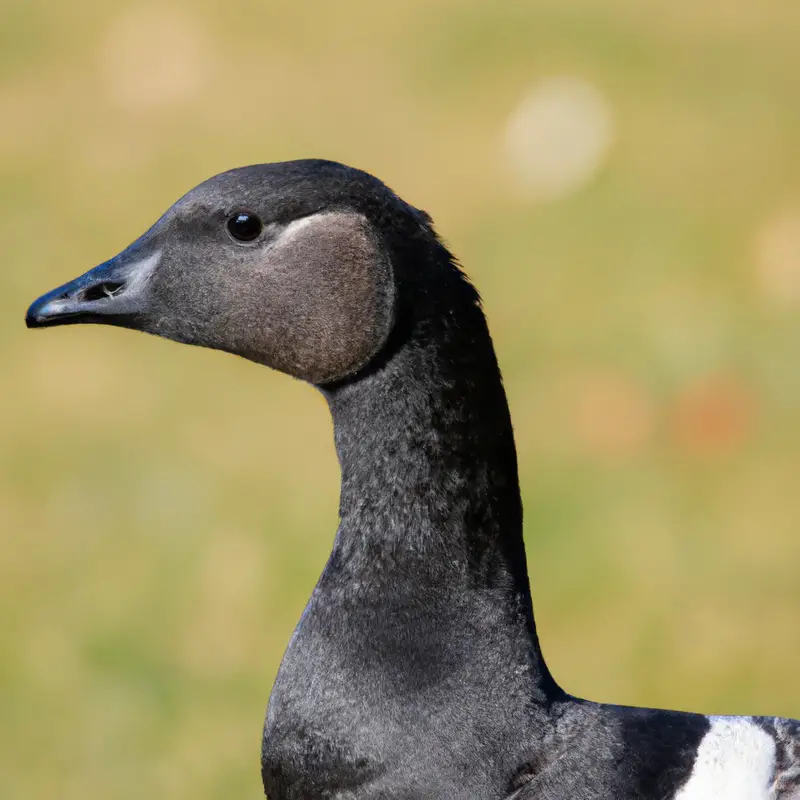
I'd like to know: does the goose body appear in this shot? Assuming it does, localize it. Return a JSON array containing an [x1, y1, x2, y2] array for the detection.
[[26, 160, 800, 799]]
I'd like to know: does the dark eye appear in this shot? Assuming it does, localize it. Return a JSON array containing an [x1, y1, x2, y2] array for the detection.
[[227, 212, 263, 242]]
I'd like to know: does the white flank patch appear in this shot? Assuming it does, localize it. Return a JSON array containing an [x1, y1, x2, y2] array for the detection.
[[675, 717, 775, 800]]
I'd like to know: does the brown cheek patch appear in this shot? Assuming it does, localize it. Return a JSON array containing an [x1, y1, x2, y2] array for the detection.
[[252, 213, 395, 384]]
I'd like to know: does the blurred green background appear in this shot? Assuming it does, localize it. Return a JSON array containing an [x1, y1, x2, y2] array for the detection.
[[3, 0, 800, 797]]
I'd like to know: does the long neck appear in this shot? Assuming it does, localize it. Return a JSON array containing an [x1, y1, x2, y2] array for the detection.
[[327, 319, 527, 592], [323, 254, 560, 702]]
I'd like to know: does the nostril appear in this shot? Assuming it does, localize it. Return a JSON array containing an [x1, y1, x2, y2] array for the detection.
[[82, 281, 126, 302]]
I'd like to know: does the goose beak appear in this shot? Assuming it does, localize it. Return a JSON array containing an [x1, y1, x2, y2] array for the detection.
[[25, 250, 159, 329]]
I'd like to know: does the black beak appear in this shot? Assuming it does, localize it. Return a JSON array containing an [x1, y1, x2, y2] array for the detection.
[[25, 250, 158, 329]]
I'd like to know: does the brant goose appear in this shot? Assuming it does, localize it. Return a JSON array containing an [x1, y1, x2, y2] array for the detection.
[[26, 160, 800, 799]]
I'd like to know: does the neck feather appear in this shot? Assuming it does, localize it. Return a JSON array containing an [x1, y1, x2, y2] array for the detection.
[[322, 239, 560, 701]]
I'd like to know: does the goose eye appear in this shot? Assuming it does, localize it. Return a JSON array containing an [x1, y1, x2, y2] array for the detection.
[[227, 212, 263, 242]]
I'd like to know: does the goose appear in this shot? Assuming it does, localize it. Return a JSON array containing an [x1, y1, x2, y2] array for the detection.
[[26, 160, 800, 799]]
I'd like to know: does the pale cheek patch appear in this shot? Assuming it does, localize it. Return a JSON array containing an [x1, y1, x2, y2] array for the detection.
[[277, 214, 321, 244], [675, 717, 776, 800]]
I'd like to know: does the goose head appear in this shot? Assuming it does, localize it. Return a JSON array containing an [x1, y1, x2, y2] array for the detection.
[[24, 160, 425, 385]]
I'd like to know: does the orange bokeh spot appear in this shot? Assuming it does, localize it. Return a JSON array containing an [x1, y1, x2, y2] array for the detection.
[[671, 376, 755, 456]]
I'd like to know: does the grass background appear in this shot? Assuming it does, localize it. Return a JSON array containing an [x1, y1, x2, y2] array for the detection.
[[3, 1, 800, 797]]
